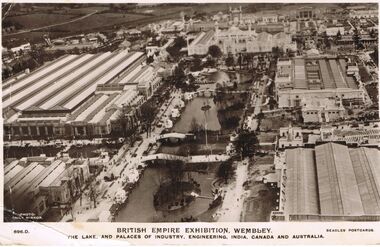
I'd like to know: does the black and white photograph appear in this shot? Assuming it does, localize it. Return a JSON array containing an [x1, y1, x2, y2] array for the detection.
[[2, 1, 380, 227]]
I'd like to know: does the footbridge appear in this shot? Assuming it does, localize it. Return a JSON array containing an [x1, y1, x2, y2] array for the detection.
[[141, 153, 230, 164], [186, 89, 249, 98], [156, 132, 194, 142]]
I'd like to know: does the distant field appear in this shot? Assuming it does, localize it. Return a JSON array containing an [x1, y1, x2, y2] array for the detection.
[[50, 12, 149, 32], [5, 13, 79, 29], [2, 3, 334, 48], [53, 6, 110, 15], [2, 11, 148, 47], [133, 5, 194, 16]]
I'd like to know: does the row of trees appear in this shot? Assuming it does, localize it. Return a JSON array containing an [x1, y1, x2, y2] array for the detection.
[[216, 130, 258, 183], [112, 100, 157, 144], [166, 36, 187, 61], [321, 28, 377, 51]]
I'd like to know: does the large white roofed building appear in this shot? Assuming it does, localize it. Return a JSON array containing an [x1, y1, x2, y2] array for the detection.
[[3, 50, 149, 139], [272, 143, 380, 221]]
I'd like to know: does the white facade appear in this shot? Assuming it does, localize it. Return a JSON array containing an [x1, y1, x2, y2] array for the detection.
[[215, 26, 296, 55], [325, 27, 345, 36], [188, 24, 296, 56], [10, 43, 31, 54], [278, 88, 365, 108], [301, 97, 346, 123], [278, 126, 303, 148], [349, 9, 378, 18], [136, 66, 162, 97]]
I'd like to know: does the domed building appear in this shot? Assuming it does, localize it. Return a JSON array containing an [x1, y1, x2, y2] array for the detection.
[[188, 22, 296, 56]]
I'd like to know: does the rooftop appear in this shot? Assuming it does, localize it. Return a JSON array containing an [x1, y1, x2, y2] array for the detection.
[[277, 57, 359, 91], [285, 143, 380, 217], [3, 51, 145, 116], [285, 148, 319, 216], [192, 30, 215, 46]]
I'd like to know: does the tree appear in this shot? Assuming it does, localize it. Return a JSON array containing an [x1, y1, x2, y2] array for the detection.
[[322, 31, 331, 49], [233, 81, 238, 90], [190, 117, 201, 134], [272, 46, 281, 58], [166, 36, 186, 60], [225, 55, 234, 69], [372, 46, 378, 66], [73, 47, 80, 54], [234, 130, 258, 158], [172, 63, 186, 87], [142, 29, 155, 38], [268, 97, 277, 110], [190, 57, 202, 72], [146, 55, 154, 64], [114, 106, 139, 145], [286, 48, 294, 58], [369, 29, 376, 38], [353, 28, 363, 50], [245, 53, 253, 69], [203, 56, 216, 67], [88, 182, 98, 209], [238, 53, 243, 70], [208, 45, 222, 58], [139, 102, 156, 136], [188, 74, 196, 84], [217, 159, 234, 183], [336, 30, 342, 41]]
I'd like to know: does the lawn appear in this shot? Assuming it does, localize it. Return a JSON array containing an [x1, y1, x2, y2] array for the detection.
[[257, 132, 277, 143], [358, 66, 373, 83], [4, 146, 62, 159], [254, 155, 275, 165], [242, 183, 278, 222], [259, 117, 292, 131], [365, 83, 379, 104], [68, 143, 122, 158]]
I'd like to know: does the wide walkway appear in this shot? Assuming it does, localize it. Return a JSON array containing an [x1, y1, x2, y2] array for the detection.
[[215, 158, 249, 222]]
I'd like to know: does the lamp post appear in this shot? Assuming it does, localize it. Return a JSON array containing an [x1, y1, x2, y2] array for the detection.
[[201, 101, 212, 155]]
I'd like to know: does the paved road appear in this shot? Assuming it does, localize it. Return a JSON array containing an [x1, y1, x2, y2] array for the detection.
[[3, 11, 98, 37], [216, 159, 249, 222]]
